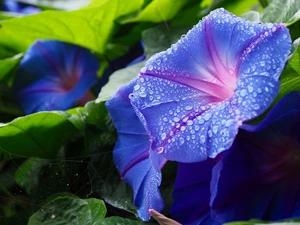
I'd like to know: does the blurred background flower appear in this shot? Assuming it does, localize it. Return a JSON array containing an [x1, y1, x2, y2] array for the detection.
[[171, 91, 300, 224], [13, 40, 100, 114], [0, 0, 41, 14]]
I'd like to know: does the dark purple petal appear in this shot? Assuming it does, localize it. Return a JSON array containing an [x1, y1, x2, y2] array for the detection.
[[211, 92, 300, 223], [171, 159, 217, 224], [105, 79, 166, 221], [129, 9, 291, 163], [13, 40, 99, 114], [1, 0, 40, 14]]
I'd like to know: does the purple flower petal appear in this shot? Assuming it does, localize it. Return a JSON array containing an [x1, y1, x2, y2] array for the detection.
[[105, 79, 166, 221], [171, 159, 218, 224], [211, 91, 300, 223], [1, 0, 41, 14], [13, 40, 99, 114], [129, 8, 291, 162]]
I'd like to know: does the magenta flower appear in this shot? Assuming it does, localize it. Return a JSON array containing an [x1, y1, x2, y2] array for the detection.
[[13, 40, 100, 114], [172, 91, 300, 224], [130, 8, 291, 162]]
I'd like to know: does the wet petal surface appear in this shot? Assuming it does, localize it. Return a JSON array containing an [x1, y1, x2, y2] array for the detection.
[[211, 92, 300, 223], [130, 8, 291, 162], [106, 79, 166, 221]]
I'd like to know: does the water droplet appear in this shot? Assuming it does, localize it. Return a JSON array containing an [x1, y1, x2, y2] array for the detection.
[[212, 126, 218, 134], [148, 65, 153, 71], [180, 126, 186, 131], [198, 117, 205, 124], [200, 135, 205, 143], [161, 133, 166, 140], [179, 137, 185, 144], [204, 113, 212, 121], [225, 119, 235, 127], [139, 92, 147, 98], [134, 84, 140, 91], [248, 86, 253, 93], [157, 147, 164, 154], [128, 93, 135, 99], [252, 104, 260, 110], [187, 120, 193, 126], [185, 105, 193, 111], [240, 89, 247, 97], [173, 117, 180, 122], [140, 67, 147, 73]]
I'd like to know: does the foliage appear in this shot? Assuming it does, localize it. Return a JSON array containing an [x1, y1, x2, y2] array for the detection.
[[0, 0, 299, 224]]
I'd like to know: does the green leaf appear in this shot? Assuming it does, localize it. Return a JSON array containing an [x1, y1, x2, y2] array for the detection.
[[14, 158, 48, 195], [241, 11, 261, 22], [261, 0, 300, 24], [28, 196, 106, 225], [277, 45, 300, 102], [0, 111, 81, 158], [97, 25, 190, 102], [97, 62, 143, 102], [95, 217, 145, 225], [0, 0, 143, 54], [0, 53, 23, 83], [121, 0, 190, 23], [142, 25, 190, 57], [17, 0, 91, 10], [223, 0, 259, 16]]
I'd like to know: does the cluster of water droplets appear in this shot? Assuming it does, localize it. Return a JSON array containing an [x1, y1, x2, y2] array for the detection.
[[128, 8, 289, 162]]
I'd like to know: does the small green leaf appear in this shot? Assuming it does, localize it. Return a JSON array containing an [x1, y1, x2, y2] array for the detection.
[[241, 11, 261, 22], [0, 0, 143, 54], [224, 0, 259, 16], [95, 216, 145, 225], [261, 0, 300, 24], [0, 53, 23, 83], [122, 0, 190, 23], [97, 25, 190, 102], [15, 158, 48, 195], [0, 111, 81, 158], [277, 45, 300, 102], [142, 25, 190, 57], [28, 196, 106, 225], [97, 62, 143, 102]]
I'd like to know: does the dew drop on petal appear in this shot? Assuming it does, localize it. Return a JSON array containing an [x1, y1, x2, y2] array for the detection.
[[157, 147, 164, 154], [200, 135, 205, 143], [161, 133, 166, 140], [185, 105, 193, 111], [240, 89, 247, 97], [204, 113, 212, 121]]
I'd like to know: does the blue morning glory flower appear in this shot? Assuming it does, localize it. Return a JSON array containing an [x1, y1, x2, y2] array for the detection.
[[106, 8, 292, 222], [171, 91, 300, 224], [129, 8, 291, 163], [13, 40, 100, 114], [1, 0, 41, 14], [106, 79, 166, 221]]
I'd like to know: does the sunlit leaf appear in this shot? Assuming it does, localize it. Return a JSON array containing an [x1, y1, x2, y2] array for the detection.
[[276, 45, 300, 102], [28, 196, 106, 225], [0, 0, 143, 54], [0, 111, 82, 158], [121, 0, 190, 23], [261, 0, 300, 25]]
